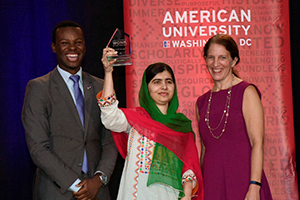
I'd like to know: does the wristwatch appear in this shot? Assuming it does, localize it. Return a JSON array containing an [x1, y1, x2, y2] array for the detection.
[[98, 173, 108, 186]]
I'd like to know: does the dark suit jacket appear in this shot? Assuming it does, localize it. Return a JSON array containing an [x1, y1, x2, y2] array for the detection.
[[22, 67, 118, 200]]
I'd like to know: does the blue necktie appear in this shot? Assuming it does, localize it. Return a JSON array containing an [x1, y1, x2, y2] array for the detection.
[[70, 75, 85, 128], [70, 75, 88, 173]]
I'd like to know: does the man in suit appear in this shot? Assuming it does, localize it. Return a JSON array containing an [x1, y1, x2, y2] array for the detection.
[[21, 20, 118, 200]]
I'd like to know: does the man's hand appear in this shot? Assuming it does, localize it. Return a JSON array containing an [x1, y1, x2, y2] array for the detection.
[[73, 176, 103, 200]]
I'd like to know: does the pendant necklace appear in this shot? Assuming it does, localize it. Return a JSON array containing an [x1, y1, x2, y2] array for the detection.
[[205, 75, 234, 139]]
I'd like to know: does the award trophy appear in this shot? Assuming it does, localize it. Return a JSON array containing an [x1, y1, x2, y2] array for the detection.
[[107, 28, 132, 66]]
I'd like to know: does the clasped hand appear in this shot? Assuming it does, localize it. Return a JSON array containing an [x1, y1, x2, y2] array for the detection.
[[73, 176, 102, 200]]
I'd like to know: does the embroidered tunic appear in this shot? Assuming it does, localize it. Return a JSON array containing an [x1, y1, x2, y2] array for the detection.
[[99, 95, 197, 200]]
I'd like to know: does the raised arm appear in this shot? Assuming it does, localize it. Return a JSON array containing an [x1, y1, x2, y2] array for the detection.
[[98, 47, 129, 133], [101, 47, 118, 97]]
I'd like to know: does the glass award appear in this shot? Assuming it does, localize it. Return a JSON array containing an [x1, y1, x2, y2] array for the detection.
[[107, 28, 132, 66]]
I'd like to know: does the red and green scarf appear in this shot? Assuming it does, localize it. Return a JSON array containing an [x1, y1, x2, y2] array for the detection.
[[112, 70, 203, 199]]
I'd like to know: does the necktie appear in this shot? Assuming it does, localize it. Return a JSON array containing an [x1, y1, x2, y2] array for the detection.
[[70, 75, 85, 128], [70, 75, 88, 173]]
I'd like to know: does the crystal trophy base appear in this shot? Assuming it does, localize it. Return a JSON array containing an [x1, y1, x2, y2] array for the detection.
[[107, 55, 132, 66]]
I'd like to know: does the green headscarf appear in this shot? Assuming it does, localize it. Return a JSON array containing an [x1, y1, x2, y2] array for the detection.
[[139, 63, 194, 198]]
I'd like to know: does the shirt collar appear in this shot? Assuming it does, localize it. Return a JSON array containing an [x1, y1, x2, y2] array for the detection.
[[57, 65, 83, 83]]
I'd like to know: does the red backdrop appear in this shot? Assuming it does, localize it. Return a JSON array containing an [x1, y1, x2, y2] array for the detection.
[[123, 0, 298, 199]]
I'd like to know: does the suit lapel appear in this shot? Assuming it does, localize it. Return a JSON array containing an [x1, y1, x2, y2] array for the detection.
[[83, 72, 93, 140], [51, 68, 85, 133]]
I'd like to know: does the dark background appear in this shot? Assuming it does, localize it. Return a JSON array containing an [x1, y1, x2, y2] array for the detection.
[[0, 0, 299, 199]]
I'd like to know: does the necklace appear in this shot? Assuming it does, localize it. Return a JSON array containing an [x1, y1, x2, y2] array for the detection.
[[205, 75, 234, 139]]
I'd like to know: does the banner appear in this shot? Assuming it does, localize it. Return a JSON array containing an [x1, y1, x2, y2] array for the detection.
[[123, 0, 298, 199]]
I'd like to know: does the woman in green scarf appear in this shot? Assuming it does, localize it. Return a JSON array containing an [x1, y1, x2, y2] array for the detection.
[[97, 47, 203, 200]]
